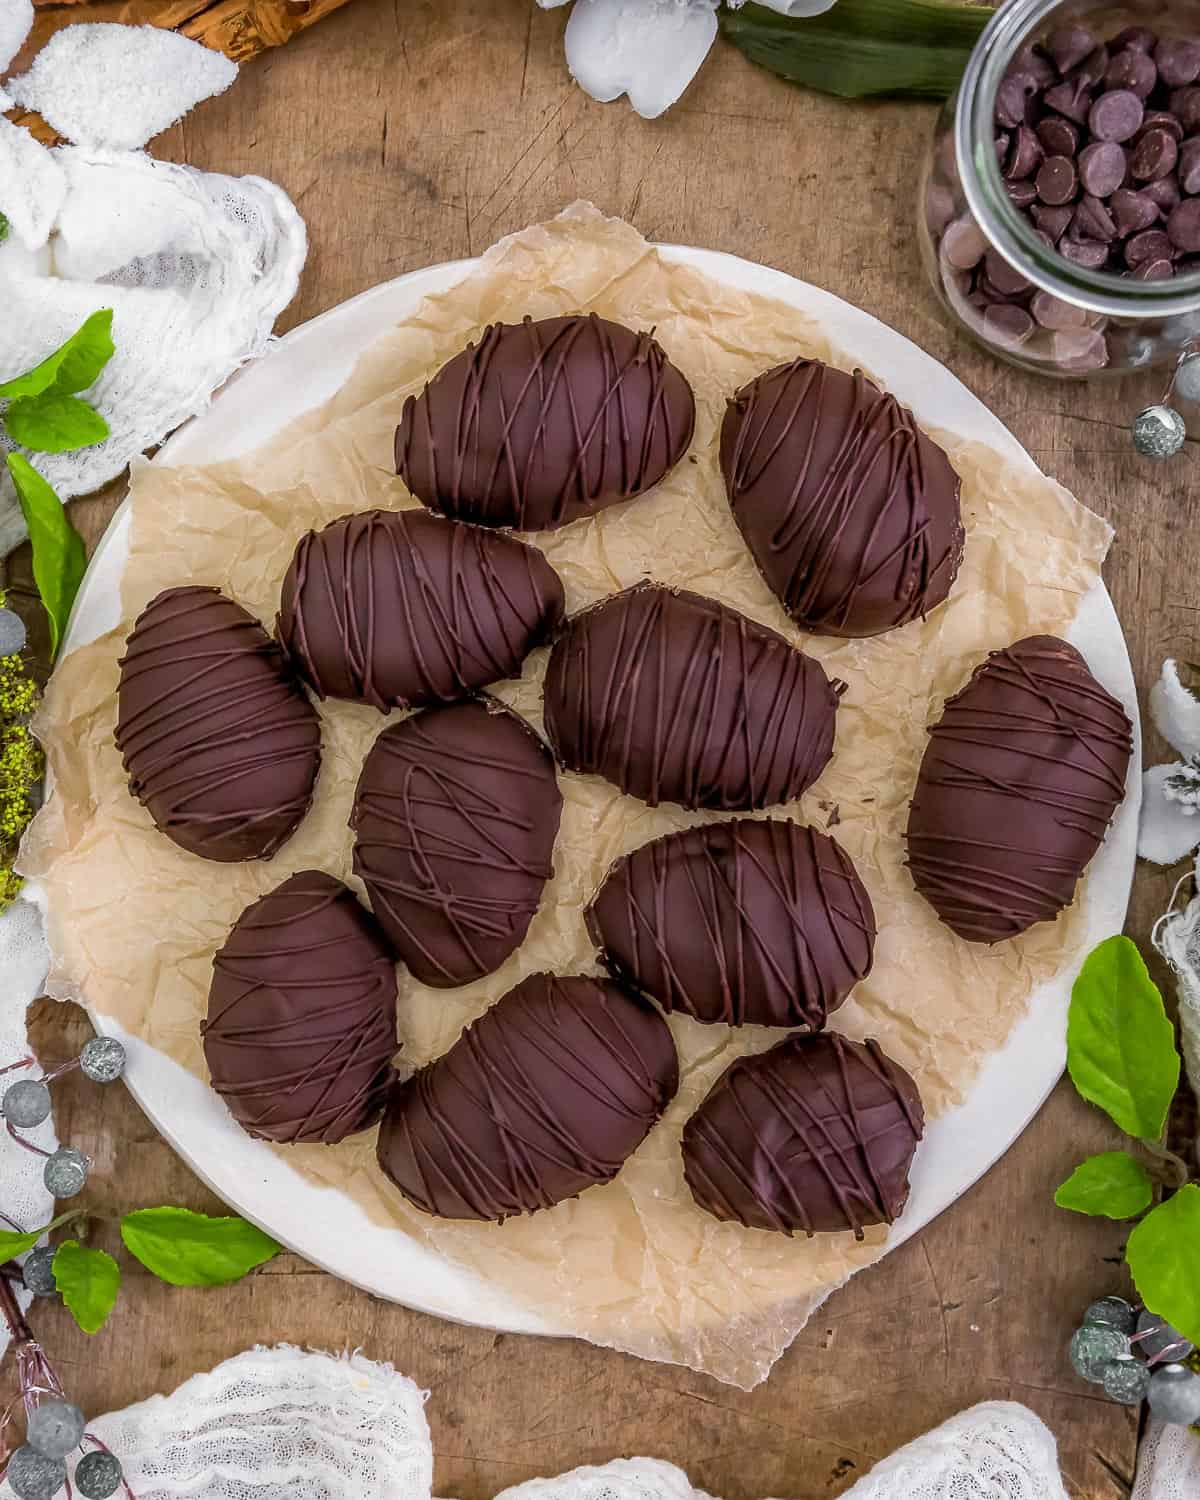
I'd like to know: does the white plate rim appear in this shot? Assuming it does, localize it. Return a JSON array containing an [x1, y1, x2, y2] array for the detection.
[[42, 243, 1143, 1346]]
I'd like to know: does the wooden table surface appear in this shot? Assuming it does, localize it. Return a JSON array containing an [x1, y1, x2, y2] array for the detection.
[[5, 2, 1196, 1495]]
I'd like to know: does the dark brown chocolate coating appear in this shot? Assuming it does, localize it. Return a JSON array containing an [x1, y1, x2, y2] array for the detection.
[[116, 586, 321, 862], [395, 314, 695, 531], [720, 360, 964, 639], [905, 635, 1132, 943], [376, 971, 679, 1221], [276, 509, 565, 712], [203, 871, 398, 1144], [682, 1032, 924, 1237], [542, 583, 842, 811], [586, 819, 874, 1029], [351, 696, 562, 987]]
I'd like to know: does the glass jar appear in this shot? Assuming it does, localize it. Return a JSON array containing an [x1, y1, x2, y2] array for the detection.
[[919, 0, 1200, 377]]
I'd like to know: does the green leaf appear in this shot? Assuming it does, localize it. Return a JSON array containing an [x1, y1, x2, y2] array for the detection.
[[1066, 935, 1180, 1142], [0, 309, 115, 400], [120, 1208, 281, 1287], [1055, 1151, 1155, 1219], [719, 0, 994, 101], [0, 212, 9, 246], [0, 1226, 47, 1261], [5, 394, 110, 454], [1127, 1184, 1200, 1346], [52, 1240, 120, 1335], [6, 455, 87, 659]]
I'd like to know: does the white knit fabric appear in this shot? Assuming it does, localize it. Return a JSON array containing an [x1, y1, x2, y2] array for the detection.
[[1132, 1421, 1200, 1500]]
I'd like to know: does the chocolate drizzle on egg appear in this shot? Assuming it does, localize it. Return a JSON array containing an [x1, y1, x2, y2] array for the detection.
[[720, 359, 964, 638], [395, 314, 696, 531], [906, 635, 1133, 942]]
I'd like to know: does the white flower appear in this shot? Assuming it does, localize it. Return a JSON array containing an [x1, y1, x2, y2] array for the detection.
[[1138, 659, 1200, 866], [535, 0, 838, 120]]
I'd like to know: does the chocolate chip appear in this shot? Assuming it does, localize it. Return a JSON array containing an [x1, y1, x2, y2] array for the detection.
[[1037, 154, 1079, 205], [1048, 25, 1097, 76], [1033, 203, 1074, 240], [1037, 116, 1079, 156], [996, 77, 1031, 129], [1127, 227, 1176, 265], [1078, 140, 1127, 197], [1058, 236, 1110, 268], [1089, 89, 1145, 143], [1145, 175, 1182, 215], [1007, 180, 1039, 209], [984, 248, 1032, 295], [1076, 47, 1111, 89], [1133, 256, 1176, 279], [1111, 188, 1160, 235], [1053, 328, 1110, 370], [1005, 125, 1044, 180], [941, 217, 988, 270], [1007, 45, 1056, 90], [1106, 48, 1157, 97], [1169, 197, 1200, 250], [1180, 137, 1200, 194], [983, 304, 1035, 345], [995, 131, 1011, 164], [1156, 38, 1200, 89], [1044, 77, 1094, 125], [1171, 88, 1200, 132], [1072, 193, 1117, 242], [1112, 27, 1157, 55], [1139, 110, 1185, 143], [1132, 126, 1180, 181], [1031, 290, 1090, 329], [925, 185, 957, 237]]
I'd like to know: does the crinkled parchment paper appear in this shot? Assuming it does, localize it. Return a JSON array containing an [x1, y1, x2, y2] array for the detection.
[[22, 204, 1115, 1389]]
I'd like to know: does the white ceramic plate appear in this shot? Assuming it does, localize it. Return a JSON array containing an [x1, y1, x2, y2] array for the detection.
[[54, 247, 1143, 1339]]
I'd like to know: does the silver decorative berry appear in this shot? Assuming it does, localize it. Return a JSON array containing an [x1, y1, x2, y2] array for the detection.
[[0, 606, 26, 657], [1134, 1309, 1195, 1364], [43, 1146, 88, 1199], [74, 1451, 122, 1500], [5, 1444, 67, 1500], [1132, 404, 1187, 459], [1102, 1359, 1151, 1405], [27, 1400, 86, 1461], [22, 1247, 57, 1298], [1175, 350, 1200, 404], [2, 1079, 52, 1129], [1070, 1324, 1130, 1383], [79, 1037, 126, 1085], [1083, 1296, 1138, 1335], [1147, 1363, 1200, 1426]]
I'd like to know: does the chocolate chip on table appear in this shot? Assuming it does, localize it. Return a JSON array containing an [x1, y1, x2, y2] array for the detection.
[[1048, 24, 1097, 75], [1107, 47, 1157, 97], [1180, 138, 1200, 195], [1032, 289, 1090, 329], [1169, 196, 1200, 250], [1110, 187, 1160, 235], [1072, 193, 1117, 242], [1005, 125, 1044, 180], [1156, 38, 1200, 89], [1033, 203, 1074, 240], [1037, 116, 1080, 156], [1126, 227, 1175, 266], [1078, 140, 1127, 197], [1044, 77, 1094, 124], [1089, 88, 1145, 142], [1037, 154, 1079, 205], [1132, 126, 1180, 181]]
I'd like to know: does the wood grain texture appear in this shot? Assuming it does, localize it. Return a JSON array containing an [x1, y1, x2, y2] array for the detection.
[[5, 0, 1194, 1493]]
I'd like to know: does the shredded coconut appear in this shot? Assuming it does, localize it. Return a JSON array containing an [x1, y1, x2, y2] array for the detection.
[[8, 24, 238, 152], [0, 0, 32, 73], [0, 115, 68, 250]]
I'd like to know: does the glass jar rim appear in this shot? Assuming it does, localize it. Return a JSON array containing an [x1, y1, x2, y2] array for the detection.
[[955, 0, 1200, 319]]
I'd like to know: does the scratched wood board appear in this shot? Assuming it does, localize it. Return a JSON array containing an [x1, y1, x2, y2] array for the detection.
[[8, 0, 1197, 1493]]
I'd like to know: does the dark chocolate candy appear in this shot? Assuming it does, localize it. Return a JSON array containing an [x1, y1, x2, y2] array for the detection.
[[376, 971, 679, 1221], [203, 871, 398, 1144], [719, 360, 964, 639], [351, 696, 562, 986], [277, 508, 564, 712], [395, 314, 695, 532], [586, 818, 875, 1029], [116, 586, 321, 863], [906, 636, 1132, 943], [682, 1032, 924, 1237], [542, 583, 842, 811]]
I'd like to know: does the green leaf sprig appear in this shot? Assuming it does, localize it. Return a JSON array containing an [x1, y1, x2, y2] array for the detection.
[[1057, 936, 1198, 1344], [0, 1207, 281, 1336], [6, 455, 87, 658], [0, 309, 114, 451]]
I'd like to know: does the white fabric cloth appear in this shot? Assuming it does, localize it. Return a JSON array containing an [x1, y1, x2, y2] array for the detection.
[[1133, 1419, 1200, 1500], [1152, 883, 1200, 1119]]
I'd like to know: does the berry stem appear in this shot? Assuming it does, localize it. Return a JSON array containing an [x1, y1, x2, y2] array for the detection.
[[41, 1059, 79, 1085], [6, 1120, 51, 1159], [0, 1263, 34, 1347], [0, 1058, 34, 1078], [1140, 1138, 1193, 1189]]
